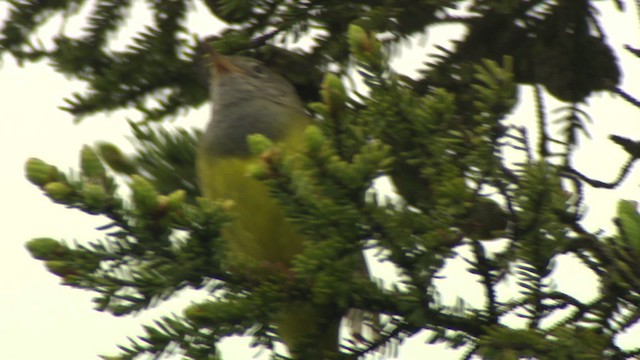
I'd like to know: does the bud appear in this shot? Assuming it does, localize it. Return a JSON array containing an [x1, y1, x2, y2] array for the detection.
[[304, 126, 325, 153], [80, 145, 106, 180], [107, 305, 130, 317], [157, 195, 169, 213], [320, 73, 348, 113], [184, 303, 208, 323], [308, 102, 330, 118], [616, 200, 640, 249], [97, 142, 137, 175], [166, 189, 186, 212], [247, 134, 273, 156], [45, 260, 76, 277], [44, 182, 74, 202], [25, 158, 58, 186], [347, 24, 382, 65], [130, 175, 159, 213], [157, 189, 186, 215], [82, 183, 108, 212], [347, 24, 368, 56], [26, 237, 67, 260]]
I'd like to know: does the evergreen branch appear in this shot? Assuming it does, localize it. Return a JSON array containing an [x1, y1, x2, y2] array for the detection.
[[0, 0, 75, 60], [554, 105, 592, 150], [128, 123, 201, 199], [342, 317, 411, 359], [86, 0, 132, 49], [101, 315, 222, 360], [613, 299, 640, 334], [12, 1, 640, 358]]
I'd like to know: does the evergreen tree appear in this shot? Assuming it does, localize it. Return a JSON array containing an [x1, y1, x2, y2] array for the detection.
[[3, 0, 640, 358]]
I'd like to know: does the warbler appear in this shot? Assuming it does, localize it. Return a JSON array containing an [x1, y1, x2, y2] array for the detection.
[[196, 51, 370, 358]]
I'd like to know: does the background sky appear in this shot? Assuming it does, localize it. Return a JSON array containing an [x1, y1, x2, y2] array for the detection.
[[1, 2, 640, 359]]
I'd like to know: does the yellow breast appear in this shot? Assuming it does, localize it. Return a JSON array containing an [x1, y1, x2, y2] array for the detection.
[[196, 122, 309, 268]]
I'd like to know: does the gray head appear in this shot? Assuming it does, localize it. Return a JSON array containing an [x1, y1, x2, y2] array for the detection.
[[210, 55, 301, 108], [202, 54, 306, 157]]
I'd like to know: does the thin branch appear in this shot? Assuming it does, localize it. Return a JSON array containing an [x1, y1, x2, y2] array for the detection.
[[534, 85, 550, 158], [561, 156, 637, 189], [614, 86, 640, 109], [469, 240, 500, 324]]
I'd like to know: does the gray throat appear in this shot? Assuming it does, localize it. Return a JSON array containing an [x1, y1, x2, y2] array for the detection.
[[201, 97, 300, 157]]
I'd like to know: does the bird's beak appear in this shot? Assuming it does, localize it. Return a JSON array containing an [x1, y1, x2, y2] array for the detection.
[[209, 49, 241, 74]]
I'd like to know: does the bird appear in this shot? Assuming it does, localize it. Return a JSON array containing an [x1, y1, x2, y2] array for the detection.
[[196, 50, 369, 358]]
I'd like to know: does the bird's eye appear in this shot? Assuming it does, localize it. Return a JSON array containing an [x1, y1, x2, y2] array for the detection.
[[251, 63, 267, 76]]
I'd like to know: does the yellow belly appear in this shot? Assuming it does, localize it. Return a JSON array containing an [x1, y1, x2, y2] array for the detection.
[[196, 142, 306, 267]]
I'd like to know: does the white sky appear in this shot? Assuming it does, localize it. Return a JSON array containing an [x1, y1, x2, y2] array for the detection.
[[1, 1, 640, 359]]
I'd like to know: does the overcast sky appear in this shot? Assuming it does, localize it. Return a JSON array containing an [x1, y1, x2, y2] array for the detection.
[[1, 2, 640, 360]]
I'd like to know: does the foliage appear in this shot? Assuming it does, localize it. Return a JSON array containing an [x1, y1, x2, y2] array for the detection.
[[5, 0, 640, 359]]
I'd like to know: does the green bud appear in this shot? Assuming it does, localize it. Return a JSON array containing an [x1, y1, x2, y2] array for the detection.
[[156, 189, 187, 216], [110, 305, 133, 317], [130, 175, 159, 213], [26, 237, 67, 260], [45, 260, 75, 277], [25, 158, 58, 186], [80, 145, 106, 180], [183, 302, 220, 325], [304, 126, 325, 153], [320, 73, 347, 113], [44, 182, 73, 202], [308, 102, 330, 120], [157, 195, 169, 212], [166, 189, 186, 211], [97, 142, 137, 175], [348, 24, 368, 57], [616, 200, 640, 249], [82, 183, 108, 212], [347, 24, 382, 65], [184, 304, 208, 323], [247, 134, 273, 155]]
